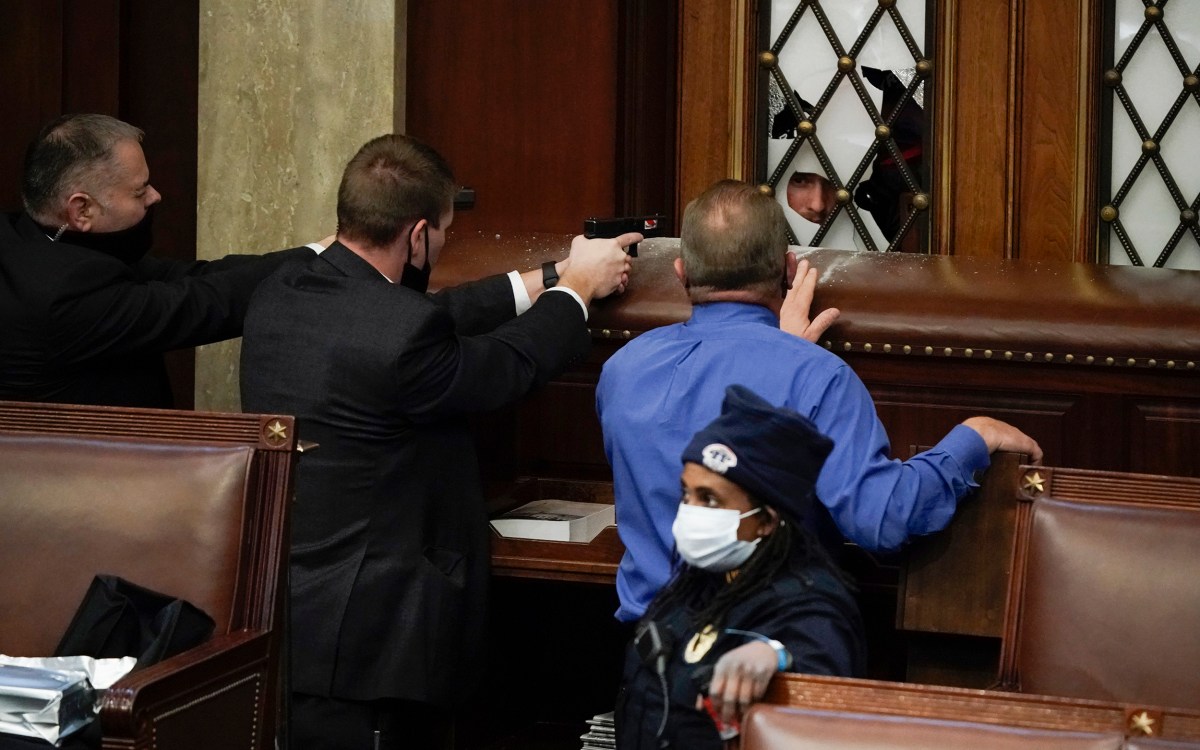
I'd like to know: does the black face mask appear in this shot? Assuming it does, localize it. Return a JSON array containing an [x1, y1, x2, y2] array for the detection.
[[51, 206, 156, 265], [398, 226, 432, 293]]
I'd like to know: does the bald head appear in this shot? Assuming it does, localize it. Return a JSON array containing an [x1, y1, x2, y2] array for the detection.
[[678, 180, 789, 302]]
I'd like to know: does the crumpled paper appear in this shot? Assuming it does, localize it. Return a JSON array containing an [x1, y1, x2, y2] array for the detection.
[[0, 656, 136, 745]]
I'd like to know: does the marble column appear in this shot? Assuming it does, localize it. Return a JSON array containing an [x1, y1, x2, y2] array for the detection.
[[196, 0, 405, 411]]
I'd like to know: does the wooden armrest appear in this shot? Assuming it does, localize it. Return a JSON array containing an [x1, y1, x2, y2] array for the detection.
[[99, 629, 272, 738]]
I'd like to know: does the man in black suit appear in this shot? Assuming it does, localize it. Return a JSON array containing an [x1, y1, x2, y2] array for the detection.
[[0, 113, 318, 407], [239, 133, 637, 749]]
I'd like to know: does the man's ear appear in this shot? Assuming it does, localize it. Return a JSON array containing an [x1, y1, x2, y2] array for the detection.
[[784, 250, 799, 290], [65, 192, 95, 232], [407, 218, 428, 265], [673, 257, 688, 288]]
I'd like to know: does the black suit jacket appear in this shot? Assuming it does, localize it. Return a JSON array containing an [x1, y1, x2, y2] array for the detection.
[[0, 212, 313, 407], [239, 243, 590, 706]]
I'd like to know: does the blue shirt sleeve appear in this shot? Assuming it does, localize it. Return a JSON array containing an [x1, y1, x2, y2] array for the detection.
[[810, 365, 991, 551]]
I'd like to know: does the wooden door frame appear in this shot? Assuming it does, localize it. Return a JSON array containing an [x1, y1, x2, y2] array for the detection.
[[677, 0, 1103, 262]]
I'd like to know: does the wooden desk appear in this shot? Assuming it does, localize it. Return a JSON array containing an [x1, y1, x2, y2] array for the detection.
[[486, 476, 623, 584]]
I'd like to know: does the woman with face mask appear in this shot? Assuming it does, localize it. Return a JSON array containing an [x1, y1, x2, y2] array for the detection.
[[615, 384, 866, 749]]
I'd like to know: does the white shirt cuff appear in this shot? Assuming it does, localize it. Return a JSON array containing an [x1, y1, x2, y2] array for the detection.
[[507, 271, 532, 315], [544, 286, 588, 321]]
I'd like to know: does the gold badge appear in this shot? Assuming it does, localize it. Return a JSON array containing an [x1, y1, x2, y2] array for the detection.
[[684, 625, 717, 663]]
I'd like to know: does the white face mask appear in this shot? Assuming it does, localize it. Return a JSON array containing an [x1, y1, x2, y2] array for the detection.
[[672, 504, 762, 572]]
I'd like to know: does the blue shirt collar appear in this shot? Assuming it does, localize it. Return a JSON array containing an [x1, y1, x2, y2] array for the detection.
[[687, 301, 779, 327]]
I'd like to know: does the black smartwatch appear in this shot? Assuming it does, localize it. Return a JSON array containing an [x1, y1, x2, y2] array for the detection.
[[542, 261, 559, 288]]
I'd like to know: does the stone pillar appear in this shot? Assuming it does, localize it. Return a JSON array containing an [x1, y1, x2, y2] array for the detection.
[[196, 0, 404, 411]]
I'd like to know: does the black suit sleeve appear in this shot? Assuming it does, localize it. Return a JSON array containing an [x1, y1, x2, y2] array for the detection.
[[750, 571, 866, 678], [50, 247, 314, 363], [133, 247, 310, 281], [430, 273, 520, 336], [397, 289, 589, 420]]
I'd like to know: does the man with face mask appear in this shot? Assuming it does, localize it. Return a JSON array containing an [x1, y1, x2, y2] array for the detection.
[[0, 113, 320, 407], [239, 133, 637, 749], [597, 179, 1043, 627], [617, 384, 865, 749]]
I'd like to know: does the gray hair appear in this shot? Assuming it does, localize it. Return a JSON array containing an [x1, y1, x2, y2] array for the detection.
[[679, 179, 789, 301], [22, 114, 144, 221]]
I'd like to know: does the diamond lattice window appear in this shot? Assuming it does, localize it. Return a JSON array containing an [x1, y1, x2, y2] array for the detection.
[[1102, 0, 1200, 269], [762, 0, 930, 252]]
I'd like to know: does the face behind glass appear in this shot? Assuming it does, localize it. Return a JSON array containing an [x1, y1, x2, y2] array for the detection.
[[85, 139, 162, 233], [679, 462, 766, 542], [786, 171, 836, 224]]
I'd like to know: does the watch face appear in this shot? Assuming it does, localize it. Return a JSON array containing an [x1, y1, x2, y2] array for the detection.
[[543, 261, 559, 287]]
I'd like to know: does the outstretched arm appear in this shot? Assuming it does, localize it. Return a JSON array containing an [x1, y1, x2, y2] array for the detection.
[[961, 416, 1043, 462]]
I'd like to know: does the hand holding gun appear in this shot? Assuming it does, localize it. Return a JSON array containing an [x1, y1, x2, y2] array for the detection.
[[584, 214, 667, 257]]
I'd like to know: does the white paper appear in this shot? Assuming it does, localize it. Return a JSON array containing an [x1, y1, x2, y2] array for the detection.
[[0, 656, 133, 744], [0, 654, 136, 691]]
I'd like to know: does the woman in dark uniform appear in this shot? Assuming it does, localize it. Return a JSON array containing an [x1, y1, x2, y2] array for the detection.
[[616, 384, 866, 749]]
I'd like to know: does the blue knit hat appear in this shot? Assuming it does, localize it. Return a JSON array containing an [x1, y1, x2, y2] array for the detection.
[[681, 385, 834, 524]]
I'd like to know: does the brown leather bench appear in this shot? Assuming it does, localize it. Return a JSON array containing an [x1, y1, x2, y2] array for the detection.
[[749, 673, 1200, 749], [999, 466, 1200, 707], [740, 704, 1126, 750], [0, 401, 297, 750]]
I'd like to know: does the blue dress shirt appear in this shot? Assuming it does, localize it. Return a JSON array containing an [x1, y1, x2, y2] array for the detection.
[[597, 302, 990, 622]]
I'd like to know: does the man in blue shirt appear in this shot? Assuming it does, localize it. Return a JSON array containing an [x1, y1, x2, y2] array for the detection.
[[597, 179, 1042, 623]]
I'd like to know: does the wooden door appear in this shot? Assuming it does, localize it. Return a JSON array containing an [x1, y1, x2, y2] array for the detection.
[[406, 0, 677, 236]]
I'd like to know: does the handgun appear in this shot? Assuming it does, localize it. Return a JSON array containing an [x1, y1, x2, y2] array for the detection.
[[453, 187, 476, 211], [583, 214, 667, 257]]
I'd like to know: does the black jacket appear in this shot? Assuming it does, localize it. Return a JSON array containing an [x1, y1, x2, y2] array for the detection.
[[240, 243, 590, 707], [616, 556, 866, 749], [0, 211, 312, 407]]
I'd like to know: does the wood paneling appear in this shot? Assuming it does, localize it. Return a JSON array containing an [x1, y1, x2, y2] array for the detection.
[[1013, 0, 1102, 263], [0, 2, 66, 212], [122, 0, 201, 407], [406, 0, 620, 235], [517, 377, 612, 480], [932, 0, 1014, 257], [618, 0, 679, 227], [676, 0, 749, 221], [847, 353, 1200, 475], [62, 1, 122, 115], [1128, 400, 1200, 477], [901, 454, 1024, 639], [869, 385, 1077, 471], [407, 0, 677, 234]]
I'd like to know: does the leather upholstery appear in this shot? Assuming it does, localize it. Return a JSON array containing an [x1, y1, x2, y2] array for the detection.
[[740, 705, 1125, 750], [432, 233, 1200, 360], [0, 435, 252, 656], [0, 400, 295, 750], [1013, 495, 1200, 707]]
